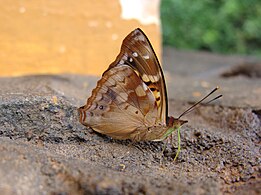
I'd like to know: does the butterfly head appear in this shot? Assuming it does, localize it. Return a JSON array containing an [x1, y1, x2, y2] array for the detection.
[[167, 116, 188, 129], [156, 116, 187, 141]]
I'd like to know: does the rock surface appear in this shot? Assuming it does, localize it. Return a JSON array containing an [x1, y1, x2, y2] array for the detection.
[[0, 48, 260, 195]]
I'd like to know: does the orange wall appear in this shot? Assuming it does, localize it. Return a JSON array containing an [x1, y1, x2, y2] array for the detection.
[[0, 0, 161, 77]]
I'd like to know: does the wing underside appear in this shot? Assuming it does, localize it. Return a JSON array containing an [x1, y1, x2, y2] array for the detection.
[[79, 65, 158, 139], [107, 28, 168, 125]]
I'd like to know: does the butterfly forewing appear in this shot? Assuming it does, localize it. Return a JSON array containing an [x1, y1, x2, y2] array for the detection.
[[107, 28, 168, 125]]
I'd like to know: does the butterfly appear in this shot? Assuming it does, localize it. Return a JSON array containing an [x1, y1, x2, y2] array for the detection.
[[78, 28, 221, 160]]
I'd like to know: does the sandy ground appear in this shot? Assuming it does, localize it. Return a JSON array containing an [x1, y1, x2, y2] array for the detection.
[[0, 48, 260, 194]]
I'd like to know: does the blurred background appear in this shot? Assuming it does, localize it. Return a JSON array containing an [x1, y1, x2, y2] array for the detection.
[[161, 0, 261, 56], [0, 0, 260, 77]]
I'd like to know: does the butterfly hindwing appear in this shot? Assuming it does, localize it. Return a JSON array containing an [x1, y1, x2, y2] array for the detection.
[[79, 65, 158, 140]]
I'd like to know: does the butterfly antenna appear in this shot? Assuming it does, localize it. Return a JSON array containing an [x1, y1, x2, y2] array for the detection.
[[178, 86, 221, 119], [205, 94, 223, 104]]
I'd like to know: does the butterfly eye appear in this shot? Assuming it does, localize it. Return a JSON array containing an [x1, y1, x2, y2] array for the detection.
[[99, 105, 104, 110]]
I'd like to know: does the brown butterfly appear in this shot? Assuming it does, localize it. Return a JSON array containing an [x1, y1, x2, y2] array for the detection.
[[79, 28, 221, 160]]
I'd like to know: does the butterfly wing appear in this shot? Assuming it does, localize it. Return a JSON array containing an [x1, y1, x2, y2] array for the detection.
[[79, 65, 158, 140], [106, 28, 168, 125]]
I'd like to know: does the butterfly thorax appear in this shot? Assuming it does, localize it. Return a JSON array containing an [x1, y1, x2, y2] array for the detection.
[[148, 116, 188, 141]]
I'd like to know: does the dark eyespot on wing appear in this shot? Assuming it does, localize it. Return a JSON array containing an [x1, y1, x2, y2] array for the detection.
[[144, 81, 152, 85]]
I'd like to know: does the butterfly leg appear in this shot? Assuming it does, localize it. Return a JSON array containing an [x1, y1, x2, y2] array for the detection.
[[159, 138, 169, 166], [170, 133, 173, 146], [128, 139, 136, 147], [128, 139, 146, 153], [161, 140, 167, 156]]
